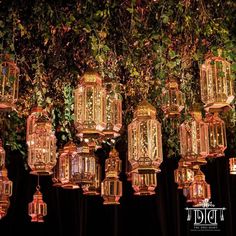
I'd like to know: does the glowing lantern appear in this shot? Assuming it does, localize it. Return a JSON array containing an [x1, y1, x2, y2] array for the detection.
[[204, 113, 227, 158], [0, 140, 5, 169], [74, 70, 106, 137], [0, 168, 13, 197], [101, 148, 122, 204], [26, 106, 43, 145], [28, 186, 47, 223], [82, 162, 101, 195], [131, 172, 157, 195], [71, 141, 96, 185], [59, 141, 79, 189], [27, 112, 57, 175], [188, 168, 211, 206], [0, 195, 10, 220], [0, 54, 19, 110], [229, 158, 236, 175], [161, 78, 184, 118], [174, 159, 194, 189], [200, 50, 234, 112], [103, 83, 122, 138], [128, 100, 163, 173], [180, 110, 209, 166]]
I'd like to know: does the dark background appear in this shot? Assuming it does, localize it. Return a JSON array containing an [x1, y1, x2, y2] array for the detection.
[[0, 147, 235, 236]]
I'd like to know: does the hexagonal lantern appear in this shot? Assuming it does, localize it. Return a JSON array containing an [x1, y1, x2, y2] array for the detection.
[[161, 78, 184, 118], [188, 168, 211, 206], [200, 50, 234, 112], [74, 70, 106, 137], [28, 187, 47, 223], [204, 112, 227, 158], [128, 100, 163, 173], [27, 112, 57, 175], [103, 82, 122, 138], [101, 148, 122, 205], [0, 54, 19, 111], [180, 110, 209, 166]]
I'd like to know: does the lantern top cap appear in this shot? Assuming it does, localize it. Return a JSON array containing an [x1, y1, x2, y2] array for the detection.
[[79, 70, 102, 85], [194, 169, 205, 181], [33, 189, 43, 199], [0, 167, 8, 177], [109, 148, 119, 159], [63, 141, 77, 153], [78, 141, 90, 154], [134, 100, 156, 118]]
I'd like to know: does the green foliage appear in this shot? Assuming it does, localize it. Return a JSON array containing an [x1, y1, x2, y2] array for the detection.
[[0, 0, 235, 161]]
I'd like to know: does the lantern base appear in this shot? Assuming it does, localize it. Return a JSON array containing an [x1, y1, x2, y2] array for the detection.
[[133, 189, 156, 196], [103, 196, 121, 205], [204, 103, 232, 113], [52, 182, 62, 187], [62, 183, 80, 190], [230, 170, 236, 175], [30, 170, 53, 176], [102, 130, 120, 139]]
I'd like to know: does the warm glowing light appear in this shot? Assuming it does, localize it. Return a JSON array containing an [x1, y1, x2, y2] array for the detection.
[[74, 70, 106, 137], [204, 112, 227, 158], [101, 148, 122, 204], [128, 100, 163, 173], [0, 54, 19, 111], [229, 157, 236, 175], [28, 187, 47, 223], [180, 110, 209, 166], [200, 50, 234, 112]]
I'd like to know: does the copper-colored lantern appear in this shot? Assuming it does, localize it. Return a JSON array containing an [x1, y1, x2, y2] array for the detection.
[[204, 112, 227, 158], [131, 172, 157, 195], [71, 141, 96, 185], [0, 167, 13, 197], [59, 141, 79, 189], [82, 161, 101, 195], [174, 159, 194, 189], [101, 148, 122, 204], [161, 78, 184, 118], [200, 50, 234, 112], [229, 157, 236, 175], [180, 110, 209, 166], [0, 195, 10, 220], [103, 83, 122, 138], [27, 112, 57, 175], [74, 70, 106, 137], [0, 54, 19, 110], [128, 100, 163, 173], [0, 140, 5, 169], [26, 106, 43, 145], [188, 168, 211, 206], [28, 186, 47, 223]]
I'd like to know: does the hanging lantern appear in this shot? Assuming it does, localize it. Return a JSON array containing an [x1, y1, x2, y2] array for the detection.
[[27, 112, 57, 175], [101, 148, 122, 205], [174, 158, 194, 189], [59, 141, 79, 190], [161, 78, 185, 118], [180, 110, 209, 166], [200, 50, 234, 112], [28, 186, 47, 223], [0, 139, 5, 169], [0, 195, 10, 220], [82, 161, 101, 195], [0, 54, 19, 110], [204, 112, 227, 158], [74, 70, 106, 137], [131, 172, 157, 195], [0, 167, 13, 197], [71, 141, 96, 185], [26, 106, 43, 145], [103, 82, 122, 138], [128, 100, 163, 173], [188, 168, 211, 206], [229, 157, 236, 175]]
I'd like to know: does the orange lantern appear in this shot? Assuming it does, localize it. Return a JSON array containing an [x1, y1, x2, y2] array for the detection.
[[0, 54, 19, 110], [200, 50, 234, 112], [229, 157, 236, 175], [101, 148, 122, 204], [0, 195, 10, 220]]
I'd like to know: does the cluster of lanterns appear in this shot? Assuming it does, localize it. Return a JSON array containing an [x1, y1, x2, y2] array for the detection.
[[0, 49, 235, 221]]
